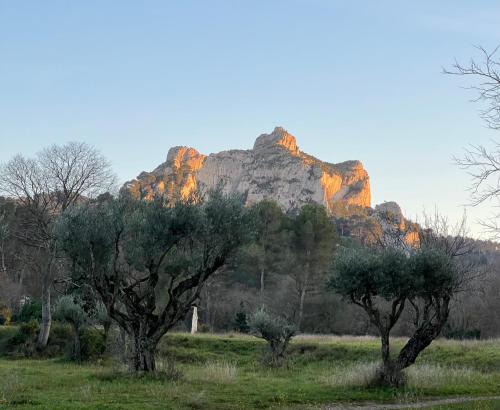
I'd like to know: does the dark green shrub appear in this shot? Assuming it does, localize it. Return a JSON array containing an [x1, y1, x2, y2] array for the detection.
[[7, 319, 39, 356], [17, 320, 39, 341], [79, 328, 106, 360], [13, 299, 42, 323], [3, 320, 80, 358], [233, 304, 250, 333], [47, 322, 74, 357]]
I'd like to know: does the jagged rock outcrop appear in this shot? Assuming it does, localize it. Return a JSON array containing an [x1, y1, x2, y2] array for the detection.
[[374, 202, 420, 247], [122, 127, 371, 211]]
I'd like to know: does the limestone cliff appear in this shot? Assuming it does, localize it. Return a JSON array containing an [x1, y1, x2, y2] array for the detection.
[[374, 202, 420, 247], [122, 127, 371, 211]]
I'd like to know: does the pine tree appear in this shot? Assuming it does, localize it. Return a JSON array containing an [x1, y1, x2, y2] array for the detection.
[[233, 303, 250, 333]]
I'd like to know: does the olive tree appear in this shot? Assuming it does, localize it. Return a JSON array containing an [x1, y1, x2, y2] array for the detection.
[[249, 309, 296, 366], [330, 246, 462, 387], [56, 191, 247, 372]]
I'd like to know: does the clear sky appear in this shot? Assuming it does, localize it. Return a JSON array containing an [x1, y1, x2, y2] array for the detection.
[[1, 1, 500, 237]]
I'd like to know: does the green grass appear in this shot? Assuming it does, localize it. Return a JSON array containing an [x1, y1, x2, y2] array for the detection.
[[1, 329, 500, 409]]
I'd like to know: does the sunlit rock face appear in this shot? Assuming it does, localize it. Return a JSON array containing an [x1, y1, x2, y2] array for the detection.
[[374, 202, 420, 247], [122, 127, 371, 211]]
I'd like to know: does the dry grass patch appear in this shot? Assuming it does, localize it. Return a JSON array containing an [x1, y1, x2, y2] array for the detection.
[[322, 362, 379, 388], [406, 363, 490, 389], [295, 334, 379, 344], [322, 361, 491, 390], [194, 360, 238, 384]]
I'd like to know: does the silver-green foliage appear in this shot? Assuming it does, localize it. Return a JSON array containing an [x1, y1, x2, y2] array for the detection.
[[55, 190, 248, 372], [249, 309, 296, 365]]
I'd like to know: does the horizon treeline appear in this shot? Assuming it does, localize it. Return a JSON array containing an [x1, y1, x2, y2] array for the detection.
[[1, 188, 499, 339]]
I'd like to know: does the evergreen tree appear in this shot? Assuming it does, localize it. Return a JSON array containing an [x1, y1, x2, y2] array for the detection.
[[233, 302, 250, 333], [288, 204, 338, 329]]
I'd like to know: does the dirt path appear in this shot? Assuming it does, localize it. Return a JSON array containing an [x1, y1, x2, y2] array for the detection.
[[321, 395, 500, 409]]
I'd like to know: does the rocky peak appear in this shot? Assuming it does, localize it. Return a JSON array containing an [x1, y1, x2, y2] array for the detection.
[[166, 146, 206, 170], [253, 127, 299, 155], [122, 127, 371, 210]]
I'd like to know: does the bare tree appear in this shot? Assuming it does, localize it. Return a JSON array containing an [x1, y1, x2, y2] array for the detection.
[[444, 45, 500, 130], [454, 143, 500, 203], [451, 141, 500, 240], [445, 45, 500, 236], [0, 142, 116, 348]]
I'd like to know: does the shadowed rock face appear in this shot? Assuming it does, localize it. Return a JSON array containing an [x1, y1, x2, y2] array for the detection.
[[122, 127, 371, 211]]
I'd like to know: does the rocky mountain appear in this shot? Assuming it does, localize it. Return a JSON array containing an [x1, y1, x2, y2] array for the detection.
[[122, 127, 371, 212]]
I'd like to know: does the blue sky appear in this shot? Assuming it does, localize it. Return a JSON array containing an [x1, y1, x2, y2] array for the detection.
[[1, 1, 500, 237]]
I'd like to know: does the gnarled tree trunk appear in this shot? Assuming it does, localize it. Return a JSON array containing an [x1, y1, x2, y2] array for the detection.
[[132, 324, 157, 372], [376, 298, 450, 387], [376, 331, 405, 387], [397, 321, 448, 371]]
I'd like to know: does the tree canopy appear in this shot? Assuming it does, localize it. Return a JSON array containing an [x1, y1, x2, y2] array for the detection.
[[330, 245, 462, 386], [56, 190, 248, 371]]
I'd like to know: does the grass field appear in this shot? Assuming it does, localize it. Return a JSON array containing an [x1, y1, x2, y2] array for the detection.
[[1, 329, 500, 409]]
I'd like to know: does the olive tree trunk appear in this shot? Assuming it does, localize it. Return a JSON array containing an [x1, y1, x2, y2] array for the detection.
[[376, 331, 405, 387], [132, 325, 158, 372], [396, 321, 446, 371]]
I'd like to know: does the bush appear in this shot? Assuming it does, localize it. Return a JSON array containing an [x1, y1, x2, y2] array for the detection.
[[79, 328, 106, 361], [53, 296, 87, 331], [7, 320, 39, 357], [46, 322, 74, 357], [16, 320, 39, 342], [13, 299, 42, 323], [0, 302, 11, 325], [5, 321, 83, 359], [249, 309, 296, 366]]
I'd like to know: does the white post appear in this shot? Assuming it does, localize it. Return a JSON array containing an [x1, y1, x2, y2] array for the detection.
[[191, 306, 198, 334]]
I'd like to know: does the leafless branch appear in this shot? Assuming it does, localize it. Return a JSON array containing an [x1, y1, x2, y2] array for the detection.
[[444, 45, 500, 130]]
